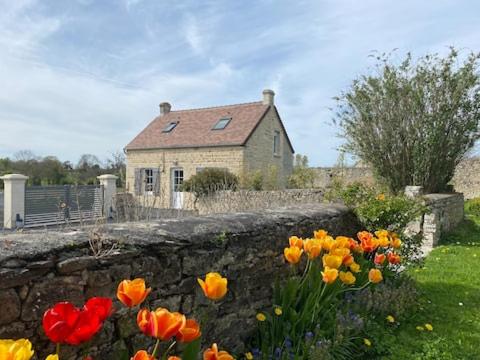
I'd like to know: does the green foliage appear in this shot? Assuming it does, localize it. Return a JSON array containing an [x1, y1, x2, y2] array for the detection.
[[241, 166, 281, 190], [335, 48, 480, 193], [464, 197, 480, 218], [336, 183, 426, 233], [288, 154, 316, 189], [181, 168, 238, 196], [0, 150, 126, 189]]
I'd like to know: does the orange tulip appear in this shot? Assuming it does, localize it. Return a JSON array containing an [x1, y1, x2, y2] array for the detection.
[[374, 253, 386, 265], [368, 268, 383, 283], [176, 319, 201, 343], [131, 350, 154, 360], [387, 252, 401, 264], [358, 231, 378, 252], [303, 238, 322, 259], [314, 229, 328, 239], [284, 246, 303, 264], [197, 272, 228, 301], [321, 267, 338, 284], [168, 357, 181, 360], [117, 278, 151, 307], [342, 254, 354, 266], [203, 343, 234, 360], [348, 238, 358, 250], [289, 236, 304, 249], [137, 308, 186, 341]]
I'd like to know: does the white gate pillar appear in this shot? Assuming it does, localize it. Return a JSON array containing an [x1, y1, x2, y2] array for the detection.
[[97, 174, 118, 219], [0, 174, 28, 229]]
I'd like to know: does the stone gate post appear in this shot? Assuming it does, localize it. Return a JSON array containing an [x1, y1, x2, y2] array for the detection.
[[0, 174, 28, 229], [97, 174, 118, 219]]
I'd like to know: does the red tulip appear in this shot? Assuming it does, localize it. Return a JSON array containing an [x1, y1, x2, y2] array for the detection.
[[84, 297, 113, 322], [43, 301, 104, 345], [374, 253, 386, 265]]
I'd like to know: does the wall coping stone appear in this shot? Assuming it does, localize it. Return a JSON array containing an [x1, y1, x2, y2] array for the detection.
[[0, 204, 350, 266]]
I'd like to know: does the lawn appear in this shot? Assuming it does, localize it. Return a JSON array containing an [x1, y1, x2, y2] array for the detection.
[[386, 204, 480, 360]]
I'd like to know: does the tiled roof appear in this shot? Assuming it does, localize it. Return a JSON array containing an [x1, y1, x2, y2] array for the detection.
[[125, 101, 284, 150]]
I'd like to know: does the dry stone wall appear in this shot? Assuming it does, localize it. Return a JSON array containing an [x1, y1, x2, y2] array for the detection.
[[0, 205, 360, 359]]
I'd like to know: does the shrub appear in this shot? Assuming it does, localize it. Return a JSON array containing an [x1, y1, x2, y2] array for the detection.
[[181, 168, 238, 196], [464, 198, 480, 218], [335, 48, 480, 193], [333, 183, 426, 263]]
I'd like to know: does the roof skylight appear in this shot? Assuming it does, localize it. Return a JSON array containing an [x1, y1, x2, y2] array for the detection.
[[212, 117, 231, 130], [163, 122, 178, 133]]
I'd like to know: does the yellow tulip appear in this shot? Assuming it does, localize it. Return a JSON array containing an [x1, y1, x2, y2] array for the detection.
[[322, 236, 335, 251], [339, 271, 356, 285], [197, 272, 228, 301], [256, 313, 266, 322], [274, 307, 282, 316], [363, 338, 372, 346], [376, 193, 385, 201], [0, 339, 34, 360], [425, 323, 433, 331], [322, 254, 342, 269], [303, 238, 322, 259], [368, 268, 383, 283], [334, 236, 351, 249], [391, 238, 402, 248], [377, 236, 390, 247], [321, 267, 338, 284], [386, 315, 395, 323], [46, 355, 59, 360], [284, 246, 303, 264], [349, 262, 361, 273], [288, 236, 303, 249]]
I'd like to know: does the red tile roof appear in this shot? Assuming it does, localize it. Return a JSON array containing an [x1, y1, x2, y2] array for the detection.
[[125, 101, 293, 151]]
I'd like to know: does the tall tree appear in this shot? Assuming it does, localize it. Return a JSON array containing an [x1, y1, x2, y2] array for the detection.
[[334, 48, 480, 193]]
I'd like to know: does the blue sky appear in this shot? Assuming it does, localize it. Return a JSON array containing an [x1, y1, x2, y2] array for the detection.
[[0, 0, 479, 166]]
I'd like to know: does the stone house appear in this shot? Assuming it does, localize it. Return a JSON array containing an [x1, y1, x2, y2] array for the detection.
[[124, 89, 294, 208]]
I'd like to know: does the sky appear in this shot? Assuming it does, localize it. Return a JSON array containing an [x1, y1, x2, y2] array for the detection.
[[0, 0, 479, 166]]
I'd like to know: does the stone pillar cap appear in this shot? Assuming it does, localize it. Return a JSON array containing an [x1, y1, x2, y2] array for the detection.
[[0, 174, 29, 180], [97, 174, 119, 180]]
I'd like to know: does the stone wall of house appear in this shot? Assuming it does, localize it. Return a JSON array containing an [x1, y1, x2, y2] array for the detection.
[[0, 204, 360, 359], [126, 146, 245, 208], [195, 189, 324, 215], [243, 107, 294, 187]]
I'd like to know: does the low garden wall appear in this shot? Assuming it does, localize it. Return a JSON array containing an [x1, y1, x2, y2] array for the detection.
[[195, 189, 325, 215], [0, 204, 359, 359], [422, 193, 465, 249]]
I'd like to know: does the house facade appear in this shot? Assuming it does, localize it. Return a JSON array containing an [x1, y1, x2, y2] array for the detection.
[[124, 89, 294, 208]]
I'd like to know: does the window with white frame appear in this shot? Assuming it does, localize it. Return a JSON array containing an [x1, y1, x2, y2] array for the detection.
[[144, 168, 154, 192], [273, 130, 281, 155]]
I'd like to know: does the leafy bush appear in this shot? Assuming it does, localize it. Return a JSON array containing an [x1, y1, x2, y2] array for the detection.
[[333, 183, 426, 263], [335, 49, 480, 193], [181, 168, 238, 196], [336, 183, 426, 233], [464, 198, 480, 218]]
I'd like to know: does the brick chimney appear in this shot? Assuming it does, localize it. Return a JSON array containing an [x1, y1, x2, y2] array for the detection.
[[159, 102, 171, 116], [262, 89, 275, 106]]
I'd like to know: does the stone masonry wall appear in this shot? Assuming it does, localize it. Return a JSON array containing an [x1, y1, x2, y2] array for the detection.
[[243, 107, 294, 187], [421, 193, 465, 250], [0, 204, 359, 359], [126, 146, 245, 208], [451, 157, 480, 199], [195, 189, 324, 215]]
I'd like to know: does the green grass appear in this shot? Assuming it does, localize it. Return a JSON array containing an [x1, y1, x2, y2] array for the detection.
[[385, 205, 480, 359]]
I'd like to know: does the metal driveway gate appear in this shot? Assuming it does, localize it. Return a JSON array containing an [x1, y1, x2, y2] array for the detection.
[[24, 185, 103, 228]]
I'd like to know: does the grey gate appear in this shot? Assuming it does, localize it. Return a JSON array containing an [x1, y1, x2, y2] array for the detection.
[[24, 185, 103, 228]]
